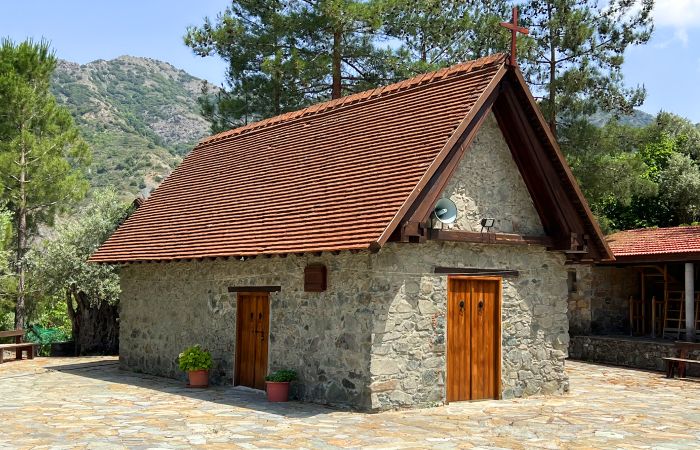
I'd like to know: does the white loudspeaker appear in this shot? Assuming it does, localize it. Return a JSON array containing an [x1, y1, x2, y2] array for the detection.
[[433, 198, 458, 224]]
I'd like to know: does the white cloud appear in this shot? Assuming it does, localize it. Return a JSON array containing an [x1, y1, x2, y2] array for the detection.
[[652, 0, 700, 47], [654, 0, 700, 29], [675, 28, 689, 46]]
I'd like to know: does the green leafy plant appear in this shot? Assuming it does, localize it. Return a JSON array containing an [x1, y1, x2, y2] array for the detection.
[[265, 369, 297, 383], [25, 324, 71, 356], [178, 345, 212, 372]]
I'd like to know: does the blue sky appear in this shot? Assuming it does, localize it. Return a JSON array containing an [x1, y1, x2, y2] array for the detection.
[[2, 0, 699, 122]]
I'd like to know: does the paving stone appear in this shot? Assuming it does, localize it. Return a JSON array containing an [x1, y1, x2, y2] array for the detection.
[[0, 357, 698, 449]]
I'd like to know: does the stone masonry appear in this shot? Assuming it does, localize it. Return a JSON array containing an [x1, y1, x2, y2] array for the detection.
[[569, 335, 700, 376], [567, 265, 639, 335], [119, 112, 570, 411], [120, 241, 568, 411], [434, 113, 544, 236]]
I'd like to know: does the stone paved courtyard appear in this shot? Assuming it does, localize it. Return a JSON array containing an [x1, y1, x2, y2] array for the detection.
[[0, 357, 698, 449]]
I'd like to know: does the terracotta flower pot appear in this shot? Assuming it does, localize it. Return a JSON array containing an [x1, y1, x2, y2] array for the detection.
[[187, 369, 209, 388], [266, 381, 290, 402]]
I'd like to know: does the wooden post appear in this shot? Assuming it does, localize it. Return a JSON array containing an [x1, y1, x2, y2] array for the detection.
[[641, 271, 646, 335], [685, 263, 696, 341], [629, 294, 634, 337], [652, 295, 657, 337]]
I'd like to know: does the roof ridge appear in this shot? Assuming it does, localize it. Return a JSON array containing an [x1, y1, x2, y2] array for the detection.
[[611, 224, 700, 236], [198, 53, 507, 146]]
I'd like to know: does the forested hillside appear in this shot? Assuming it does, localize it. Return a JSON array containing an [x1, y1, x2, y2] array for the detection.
[[587, 109, 655, 128], [51, 56, 214, 196]]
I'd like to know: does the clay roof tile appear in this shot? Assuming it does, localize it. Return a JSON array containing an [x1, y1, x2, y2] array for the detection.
[[607, 226, 700, 257], [91, 54, 508, 263]]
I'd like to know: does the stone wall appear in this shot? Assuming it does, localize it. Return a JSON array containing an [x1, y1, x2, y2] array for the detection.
[[120, 252, 376, 409], [368, 241, 569, 409], [120, 239, 569, 411], [569, 335, 700, 376], [567, 266, 592, 335], [433, 113, 544, 236], [567, 266, 639, 335]]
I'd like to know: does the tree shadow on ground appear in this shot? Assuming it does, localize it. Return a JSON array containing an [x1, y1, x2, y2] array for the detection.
[[45, 358, 346, 419]]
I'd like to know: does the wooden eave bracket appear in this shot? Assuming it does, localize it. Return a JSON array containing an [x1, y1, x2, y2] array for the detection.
[[400, 221, 428, 243], [563, 232, 589, 254]]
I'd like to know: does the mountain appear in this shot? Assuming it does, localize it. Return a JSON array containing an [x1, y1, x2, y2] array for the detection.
[[587, 109, 656, 128], [51, 56, 215, 196]]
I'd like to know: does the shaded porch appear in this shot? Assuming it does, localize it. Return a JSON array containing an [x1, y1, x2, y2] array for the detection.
[[568, 226, 700, 373], [627, 262, 699, 340], [568, 260, 699, 341], [567, 261, 699, 373]]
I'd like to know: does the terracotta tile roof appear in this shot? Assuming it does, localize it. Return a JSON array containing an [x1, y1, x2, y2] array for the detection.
[[607, 226, 700, 257], [91, 54, 507, 263]]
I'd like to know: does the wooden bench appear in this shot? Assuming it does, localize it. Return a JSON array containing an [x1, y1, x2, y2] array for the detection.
[[662, 341, 700, 378], [0, 330, 38, 364], [662, 357, 700, 378]]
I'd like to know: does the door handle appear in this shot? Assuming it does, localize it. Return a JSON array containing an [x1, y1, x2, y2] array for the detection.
[[478, 299, 484, 310]]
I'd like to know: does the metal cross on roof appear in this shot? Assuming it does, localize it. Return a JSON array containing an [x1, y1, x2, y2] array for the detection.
[[500, 6, 529, 67]]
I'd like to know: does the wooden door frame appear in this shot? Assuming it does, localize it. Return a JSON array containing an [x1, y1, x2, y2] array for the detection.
[[446, 275, 503, 402], [234, 291, 271, 389]]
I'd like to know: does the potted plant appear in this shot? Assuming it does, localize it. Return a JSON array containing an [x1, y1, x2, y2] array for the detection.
[[265, 369, 297, 402], [178, 345, 212, 388]]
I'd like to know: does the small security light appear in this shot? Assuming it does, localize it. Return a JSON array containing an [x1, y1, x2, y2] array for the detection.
[[480, 218, 495, 232]]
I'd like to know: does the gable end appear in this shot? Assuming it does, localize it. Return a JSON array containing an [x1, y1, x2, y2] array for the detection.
[[395, 68, 612, 262]]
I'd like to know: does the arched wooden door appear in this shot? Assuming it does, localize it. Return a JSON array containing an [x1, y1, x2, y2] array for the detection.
[[447, 277, 501, 401], [235, 292, 270, 390]]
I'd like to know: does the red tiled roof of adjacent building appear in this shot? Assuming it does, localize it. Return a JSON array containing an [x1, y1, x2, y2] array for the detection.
[[607, 226, 700, 257], [90, 54, 508, 263]]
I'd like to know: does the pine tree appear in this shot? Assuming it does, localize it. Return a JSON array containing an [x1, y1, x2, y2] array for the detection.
[[520, 0, 654, 136], [299, 0, 386, 99], [0, 39, 90, 328], [185, 0, 387, 131], [185, 0, 310, 131], [379, 0, 511, 75]]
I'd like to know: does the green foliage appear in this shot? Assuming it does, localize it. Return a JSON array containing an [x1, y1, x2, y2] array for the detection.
[[379, 0, 511, 74], [265, 369, 298, 382], [658, 153, 700, 224], [576, 112, 700, 231], [178, 345, 213, 372], [25, 324, 71, 356], [587, 109, 655, 128], [186, 0, 390, 131], [185, 0, 315, 130], [29, 294, 72, 335], [25, 188, 130, 346], [0, 38, 91, 327], [561, 119, 657, 216], [521, 0, 654, 134], [0, 39, 91, 233], [0, 208, 15, 327], [187, 0, 653, 140], [29, 189, 130, 307]]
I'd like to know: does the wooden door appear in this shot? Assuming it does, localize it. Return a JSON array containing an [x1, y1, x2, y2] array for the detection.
[[447, 277, 500, 402], [235, 292, 269, 390]]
